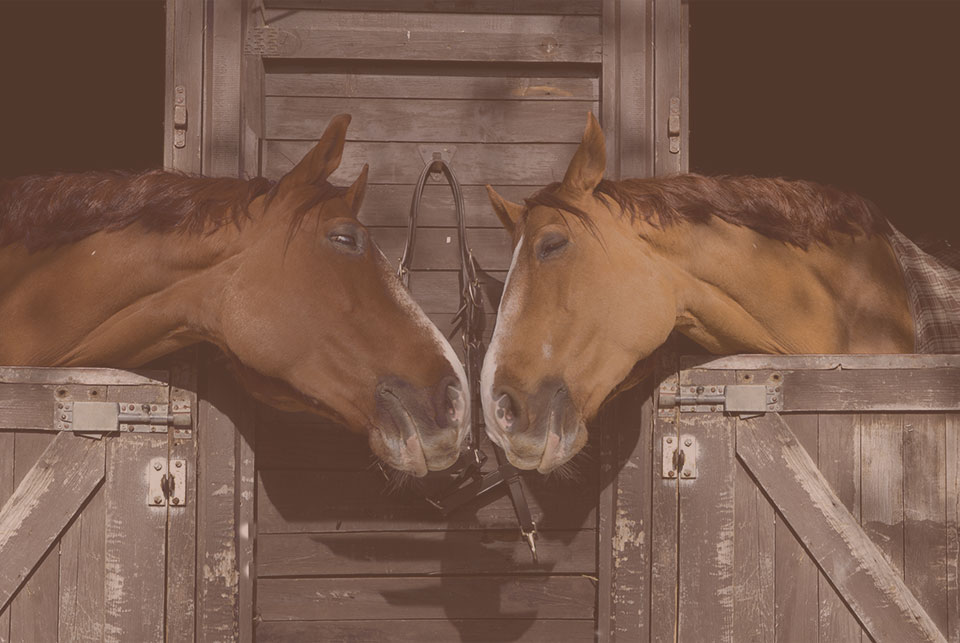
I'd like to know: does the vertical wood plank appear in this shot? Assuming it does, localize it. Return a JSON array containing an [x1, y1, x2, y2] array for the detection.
[[165, 0, 205, 172], [204, 0, 243, 177], [0, 431, 12, 643], [650, 362, 679, 643], [597, 402, 617, 643], [166, 358, 199, 643], [678, 370, 736, 642], [818, 413, 864, 641], [947, 413, 959, 643], [653, 0, 687, 175], [904, 413, 949, 635], [240, 0, 264, 180], [59, 487, 106, 643], [734, 460, 775, 643], [775, 414, 820, 643], [601, 0, 620, 179], [197, 364, 240, 642], [618, 0, 655, 179], [237, 396, 257, 643], [9, 433, 58, 643], [862, 413, 905, 573]]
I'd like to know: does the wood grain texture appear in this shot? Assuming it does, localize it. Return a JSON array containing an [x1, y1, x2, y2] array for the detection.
[[7, 433, 61, 643], [358, 184, 534, 228], [903, 413, 949, 634], [164, 0, 204, 173], [0, 430, 13, 642], [682, 354, 960, 372], [737, 413, 945, 643], [59, 486, 106, 643], [0, 367, 168, 387], [861, 413, 905, 574], [784, 369, 960, 412], [258, 576, 597, 621], [775, 414, 820, 643], [650, 363, 679, 643], [264, 140, 579, 186], [947, 413, 959, 643], [0, 434, 104, 615], [257, 529, 594, 576], [203, 0, 243, 177], [0, 384, 58, 430], [262, 0, 602, 14], [733, 460, 775, 643], [370, 226, 513, 272], [257, 468, 597, 533], [266, 72, 599, 100], [678, 370, 736, 642], [654, 0, 687, 175], [258, 13, 602, 63], [256, 618, 598, 643], [267, 97, 596, 143], [817, 413, 864, 642]]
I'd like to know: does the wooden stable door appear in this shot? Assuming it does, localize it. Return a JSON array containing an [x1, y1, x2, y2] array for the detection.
[[0, 366, 198, 643], [645, 355, 960, 642]]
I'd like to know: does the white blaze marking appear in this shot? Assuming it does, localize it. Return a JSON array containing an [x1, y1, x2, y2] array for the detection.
[[542, 342, 552, 360], [480, 234, 525, 438]]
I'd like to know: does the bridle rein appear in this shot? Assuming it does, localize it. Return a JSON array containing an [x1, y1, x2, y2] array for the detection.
[[396, 157, 539, 562]]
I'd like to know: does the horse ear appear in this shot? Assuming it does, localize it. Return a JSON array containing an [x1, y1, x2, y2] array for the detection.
[[277, 113, 351, 194], [562, 112, 606, 194], [343, 164, 369, 217], [486, 185, 524, 234]]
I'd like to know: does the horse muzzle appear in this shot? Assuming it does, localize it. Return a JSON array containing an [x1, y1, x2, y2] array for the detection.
[[373, 376, 468, 476], [485, 379, 587, 473]]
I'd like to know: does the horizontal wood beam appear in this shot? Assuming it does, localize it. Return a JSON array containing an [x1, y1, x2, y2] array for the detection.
[[0, 434, 106, 612], [782, 369, 960, 412], [736, 413, 946, 643]]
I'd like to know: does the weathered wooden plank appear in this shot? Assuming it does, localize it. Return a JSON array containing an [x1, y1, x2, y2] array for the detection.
[[947, 413, 959, 643], [358, 184, 535, 228], [59, 486, 106, 643], [258, 529, 593, 576], [861, 413, 905, 573], [681, 354, 960, 372], [164, 0, 204, 173], [237, 388, 256, 643], [733, 460, 775, 643], [409, 270, 504, 314], [256, 618, 599, 643], [0, 367, 168, 387], [370, 227, 513, 272], [264, 140, 579, 186], [0, 384, 57, 430], [0, 431, 12, 641], [203, 0, 243, 178], [678, 370, 736, 642], [257, 468, 597, 533], [197, 365, 241, 642], [103, 384, 168, 643], [904, 413, 949, 634], [166, 358, 199, 643], [258, 13, 602, 63], [650, 364, 680, 643], [617, 0, 654, 179], [654, 0, 687, 176], [258, 576, 597, 621], [783, 369, 960, 412], [0, 434, 105, 615], [600, 0, 619, 179], [266, 73, 599, 100], [737, 413, 945, 643], [266, 97, 596, 143], [9, 433, 60, 643], [775, 414, 819, 643], [817, 413, 864, 642], [262, 0, 601, 14]]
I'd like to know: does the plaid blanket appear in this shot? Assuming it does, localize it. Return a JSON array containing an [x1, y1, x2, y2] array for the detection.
[[886, 227, 960, 353]]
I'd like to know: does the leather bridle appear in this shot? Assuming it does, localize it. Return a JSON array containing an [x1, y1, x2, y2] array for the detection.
[[396, 156, 539, 563]]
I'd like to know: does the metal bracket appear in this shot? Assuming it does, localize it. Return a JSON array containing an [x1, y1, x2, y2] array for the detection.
[[667, 96, 682, 154], [662, 434, 697, 479], [418, 145, 457, 181], [173, 86, 187, 149], [658, 382, 782, 416], [147, 458, 186, 507], [57, 400, 192, 434]]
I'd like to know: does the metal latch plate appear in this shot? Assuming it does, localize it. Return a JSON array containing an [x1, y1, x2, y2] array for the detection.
[[57, 400, 192, 434], [662, 434, 697, 479], [147, 458, 186, 507]]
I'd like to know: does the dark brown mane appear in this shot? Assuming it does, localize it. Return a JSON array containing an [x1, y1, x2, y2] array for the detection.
[[525, 174, 889, 248], [0, 169, 278, 251]]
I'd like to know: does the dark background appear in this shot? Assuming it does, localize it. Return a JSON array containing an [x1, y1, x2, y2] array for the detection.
[[0, 0, 957, 240]]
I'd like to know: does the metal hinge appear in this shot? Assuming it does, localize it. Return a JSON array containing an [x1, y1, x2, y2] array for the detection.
[[658, 383, 782, 416], [667, 96, 681, 154], [56, 400, 192, 434], [173, 86, 187, 149], [147, 457, 186, 507], [662, 434, 697, 479]]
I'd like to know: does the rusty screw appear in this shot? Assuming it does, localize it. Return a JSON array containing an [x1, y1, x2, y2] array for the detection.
[[667, 470, 676, 478], [128, 426, 135, 432], [684, 438, 692, 447], [153, 496, 163, 505], [154, 461, 163, 471], [682, 470, 692, 478], [57, 403, 63, 409], [665, 437, 673, 444], [151, 405, 158, 412], [171, 497, 180, 506], [175, 461, 183, 468]]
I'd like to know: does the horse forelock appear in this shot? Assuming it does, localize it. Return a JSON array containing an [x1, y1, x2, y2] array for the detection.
[[0, 169, 345, 252], [523, 174, 889, 249]]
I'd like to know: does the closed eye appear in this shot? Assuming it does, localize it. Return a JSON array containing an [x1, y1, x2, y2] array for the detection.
[[536, 233, 569, 260]]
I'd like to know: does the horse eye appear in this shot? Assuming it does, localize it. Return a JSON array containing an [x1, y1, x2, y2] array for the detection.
[[328, 232, 357, 248], [537, 234, 569, 260]]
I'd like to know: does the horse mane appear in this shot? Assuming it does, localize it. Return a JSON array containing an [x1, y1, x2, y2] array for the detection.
[[0, 169, 340, 252], [525, 174, 889, 249]]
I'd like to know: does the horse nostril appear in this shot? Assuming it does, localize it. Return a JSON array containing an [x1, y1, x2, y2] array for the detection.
[[494, 392, 515, 430]]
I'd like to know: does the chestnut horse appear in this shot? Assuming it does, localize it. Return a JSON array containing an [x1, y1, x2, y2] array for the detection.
[[0, 114, 468, 476], [481, 112, 958, 473]]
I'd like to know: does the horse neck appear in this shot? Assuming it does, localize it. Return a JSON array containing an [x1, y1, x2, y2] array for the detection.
[[645, 217, 914, 354], [0, 225, 238, 367]]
